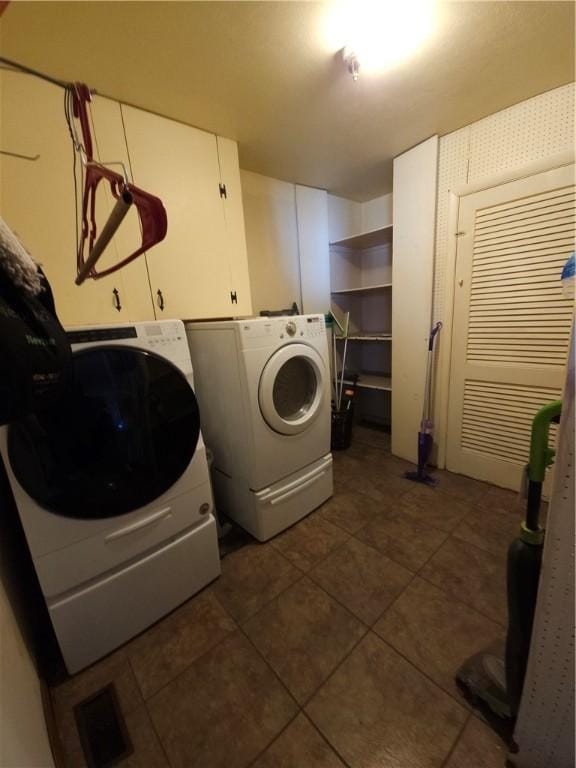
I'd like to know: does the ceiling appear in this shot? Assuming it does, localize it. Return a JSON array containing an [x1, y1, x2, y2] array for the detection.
[[0, 1, 574, 201]]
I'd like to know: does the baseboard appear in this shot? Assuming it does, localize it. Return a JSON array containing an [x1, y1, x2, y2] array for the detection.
[[40, 677, 66, 768]]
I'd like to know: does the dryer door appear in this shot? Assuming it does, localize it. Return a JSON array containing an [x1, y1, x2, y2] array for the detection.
[[8, 346, 200, 519], [259, 344, 326, 435]]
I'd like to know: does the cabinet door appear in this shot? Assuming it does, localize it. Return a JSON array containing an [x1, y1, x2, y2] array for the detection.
[[121, 105, 232, 319], [240, 170, 301, 315], [0, 71, 128, 326], [89, 96, 155, 321], [216, 137, 252, 316]]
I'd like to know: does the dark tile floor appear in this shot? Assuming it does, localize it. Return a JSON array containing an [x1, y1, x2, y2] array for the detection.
[[50, 432, 516, 768]]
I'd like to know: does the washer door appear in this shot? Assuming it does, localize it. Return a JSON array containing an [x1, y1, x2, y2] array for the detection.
[[259, 344, 325, 435], [8, 346, 200, 519]]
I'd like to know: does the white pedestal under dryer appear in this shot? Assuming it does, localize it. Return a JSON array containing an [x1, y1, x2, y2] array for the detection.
[[186, 314, 333, 541], [0, 320, 220, 674]]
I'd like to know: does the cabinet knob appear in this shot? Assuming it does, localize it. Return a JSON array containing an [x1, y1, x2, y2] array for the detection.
[[157, 289, 165, 311], [112, 288, 122, 312]]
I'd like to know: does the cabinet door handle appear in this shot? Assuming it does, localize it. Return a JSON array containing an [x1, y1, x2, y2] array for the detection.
[[157, 289, 165, 311], [112, 288, 122, 312]]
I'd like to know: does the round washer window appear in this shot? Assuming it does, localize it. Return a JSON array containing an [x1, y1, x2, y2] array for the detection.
[[8, 347, 200, 519], [272, 356, 318, 421]]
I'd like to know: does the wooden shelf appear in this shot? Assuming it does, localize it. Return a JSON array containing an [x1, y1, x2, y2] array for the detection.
[[342, 373, 392, 391], [336, 332, 391, 342], [330, 225, 393, 250], [331, 283, 392, 296]]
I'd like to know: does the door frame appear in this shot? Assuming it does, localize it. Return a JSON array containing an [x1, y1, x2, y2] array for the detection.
[[435, 149, 575, 469]]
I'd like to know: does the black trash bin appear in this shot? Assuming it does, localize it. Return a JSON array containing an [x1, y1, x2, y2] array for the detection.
[[331, 376, 357, 450], [331, 407, 353, 450]]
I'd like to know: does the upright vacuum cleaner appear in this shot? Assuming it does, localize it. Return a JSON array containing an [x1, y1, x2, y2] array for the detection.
[[456, 400, 562, 721], [405, 321, 442, 485]]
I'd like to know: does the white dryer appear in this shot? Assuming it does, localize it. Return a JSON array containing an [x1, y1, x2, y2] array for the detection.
[[0, 320, 220, 674], [186, 314, 333, 541]]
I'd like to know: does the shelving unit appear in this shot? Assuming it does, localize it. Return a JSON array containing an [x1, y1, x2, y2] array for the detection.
[[331, 224, 393, 250], [343, 373, 392, 391], [331, 283, 392, 296], [338, 332, 391, 342], [329, 224, 393, 431]]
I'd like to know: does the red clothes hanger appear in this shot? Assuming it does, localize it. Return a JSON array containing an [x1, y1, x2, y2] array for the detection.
[[0, 57, 168, 285], [71, 83, 168, 284]]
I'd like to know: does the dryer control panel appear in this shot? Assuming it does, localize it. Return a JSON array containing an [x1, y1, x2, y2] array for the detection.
[[237, 315, 327, 351], [304, 316, 325, 339]]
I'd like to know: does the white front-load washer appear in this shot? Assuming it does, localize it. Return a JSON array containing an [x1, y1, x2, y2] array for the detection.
[[0, 320, 220, 674], [186, 314, 333, 541]]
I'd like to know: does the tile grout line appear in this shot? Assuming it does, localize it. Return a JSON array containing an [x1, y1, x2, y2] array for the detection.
[[416, 569, 508, 630], [229, 546, 374, 719], [303, 711, 355, 768], [299, 623, 370, 711], [131, 545, 308, 706], [347, 510, 449, 574], [269, 519, 353, 576], [366, 561, 505, 706], [244, 709, 302, 768], [128, 604, 239, 703], [439, 710, 473, 768], [305, 565, 400, 631], [125, 650, 174, 768], [371, 626, 474, 712], [235, 567, 372, 712], [216, 584, 305, 712], [133, 583, 305, 768]]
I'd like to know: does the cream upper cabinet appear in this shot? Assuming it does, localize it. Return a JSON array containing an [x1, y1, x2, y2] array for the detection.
[[216, 136, 252, 316], [0, 71, 131, 326], [88, 96, 155, 321], [121, 105, 251, 319], [1, 74, 251, 324]]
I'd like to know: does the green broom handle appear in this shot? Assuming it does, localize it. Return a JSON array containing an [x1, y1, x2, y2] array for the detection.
[[523, 400, 562, 536], [528, 400, 562, 483]]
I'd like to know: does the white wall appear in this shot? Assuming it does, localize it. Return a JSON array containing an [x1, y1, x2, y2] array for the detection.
[[327, 193, 392, 243], [0, 583, 54, 768], [433, 82, 575, 464], [240, 170, 331, 316], [433, 82, 575, 327], [295, 185, 331, 315], [240, 170, 302, 315], [327, 195, 362, 244], [391, 137, 439, 462]]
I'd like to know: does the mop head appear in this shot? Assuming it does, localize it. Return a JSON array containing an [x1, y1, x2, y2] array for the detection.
[[456, 649, 511, 720], [404, 469, 438, 486]]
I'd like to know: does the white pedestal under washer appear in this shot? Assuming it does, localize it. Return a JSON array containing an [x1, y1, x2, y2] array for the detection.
[[0, 320, 220, 674]]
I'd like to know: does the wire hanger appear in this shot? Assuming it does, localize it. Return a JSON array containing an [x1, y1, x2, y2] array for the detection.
[[0, 149, 40, 161]]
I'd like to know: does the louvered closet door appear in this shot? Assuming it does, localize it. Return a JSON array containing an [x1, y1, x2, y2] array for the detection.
[[447, 164, 574, 490]]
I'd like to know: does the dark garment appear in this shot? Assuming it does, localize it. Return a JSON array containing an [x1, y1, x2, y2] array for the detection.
[[0, 267, 71, 424]]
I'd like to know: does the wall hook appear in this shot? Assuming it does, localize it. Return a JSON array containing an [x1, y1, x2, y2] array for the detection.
[[0, 149, 40, 161]]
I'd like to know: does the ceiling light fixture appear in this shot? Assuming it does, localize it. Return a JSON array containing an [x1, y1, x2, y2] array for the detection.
[[324, 0, 436, 80], [343, 47, 360, 81]]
